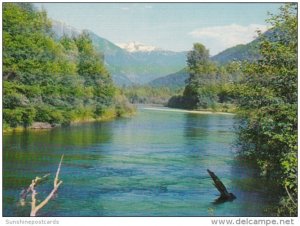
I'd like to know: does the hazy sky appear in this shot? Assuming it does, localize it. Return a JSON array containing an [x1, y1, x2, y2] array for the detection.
[[35, 3, 282, 55]]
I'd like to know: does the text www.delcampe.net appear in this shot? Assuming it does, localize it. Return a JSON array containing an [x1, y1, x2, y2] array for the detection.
[[211, 218, 295, 226]]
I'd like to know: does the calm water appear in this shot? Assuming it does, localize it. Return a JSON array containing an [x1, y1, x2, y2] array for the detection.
[[3, 107, 275, 216]]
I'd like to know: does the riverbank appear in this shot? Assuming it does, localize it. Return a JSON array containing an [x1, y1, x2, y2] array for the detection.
[[3, 107, 136, 134], [141, 106, 236, 115]]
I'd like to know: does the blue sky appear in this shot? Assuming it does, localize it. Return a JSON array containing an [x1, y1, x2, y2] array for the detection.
[[35, 3, 282, 55]]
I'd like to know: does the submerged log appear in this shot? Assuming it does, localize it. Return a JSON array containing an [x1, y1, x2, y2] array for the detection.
[[207, 169, 236, 202]]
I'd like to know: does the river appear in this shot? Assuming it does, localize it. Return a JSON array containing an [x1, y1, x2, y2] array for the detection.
[[3, 107, 276, 216]]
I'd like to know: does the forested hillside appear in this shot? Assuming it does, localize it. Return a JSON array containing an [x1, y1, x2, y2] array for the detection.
[[148, 68, 189, 88], [211, 42, 259, 65], [211, 29, 279, 65], [3, 3, 134, 131]]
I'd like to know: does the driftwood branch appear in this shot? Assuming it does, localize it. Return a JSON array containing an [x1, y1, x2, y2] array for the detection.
[[19, 155, 64, 217], [19, 174, 50, 207], [207, 169, 236, 202], [30, 155, 64, 216]]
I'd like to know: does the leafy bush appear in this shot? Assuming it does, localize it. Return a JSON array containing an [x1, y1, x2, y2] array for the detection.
[[235, 3, 297, 216]]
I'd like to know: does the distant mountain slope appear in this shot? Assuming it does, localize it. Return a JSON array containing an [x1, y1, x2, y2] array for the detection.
[[211, 29, 276, 64], [87, 31, 134, 85], [211, 42, 259, 64], [148, 68, 188, 88], [126, 50, 187, 83], [51, 20, 186, 85], [149, 29, 277, 87]]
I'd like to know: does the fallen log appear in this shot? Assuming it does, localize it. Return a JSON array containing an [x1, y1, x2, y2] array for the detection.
[[207, 169, 236, 202]]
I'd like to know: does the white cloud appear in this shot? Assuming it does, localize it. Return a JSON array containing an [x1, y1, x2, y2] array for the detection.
[[188, 24, 269, 55]]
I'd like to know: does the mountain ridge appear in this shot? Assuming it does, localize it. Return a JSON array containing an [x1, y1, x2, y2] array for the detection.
[[148, 32, 268, 88], [148, 68, 188, 88], [211, 29, 277, 64], [51, 20, 187, 85]]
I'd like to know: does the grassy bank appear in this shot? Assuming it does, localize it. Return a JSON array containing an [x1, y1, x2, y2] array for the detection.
[[3, 106, 136, 134]]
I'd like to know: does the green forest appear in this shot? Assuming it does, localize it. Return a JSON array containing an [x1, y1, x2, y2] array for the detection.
[[3, 3, 134, 131], [167, 46, 242, 112], [236, 4, 297, 215], [122, 86, 183, 105]]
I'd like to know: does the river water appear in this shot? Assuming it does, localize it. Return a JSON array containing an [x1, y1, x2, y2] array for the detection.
[[3, 107, 276, 216]]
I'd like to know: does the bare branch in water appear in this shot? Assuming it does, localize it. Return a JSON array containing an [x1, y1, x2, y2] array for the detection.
[[19, 155, 64, 217]]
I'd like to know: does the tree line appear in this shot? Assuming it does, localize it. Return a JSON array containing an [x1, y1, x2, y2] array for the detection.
[[122, 85, 183, 105], [167, 43, 242, 112], [3, 3, 134, 130]]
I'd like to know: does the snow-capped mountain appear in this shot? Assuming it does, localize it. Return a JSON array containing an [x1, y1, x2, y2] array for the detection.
[[51, 21, 187, 85], [116, 41, 161, 52]]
